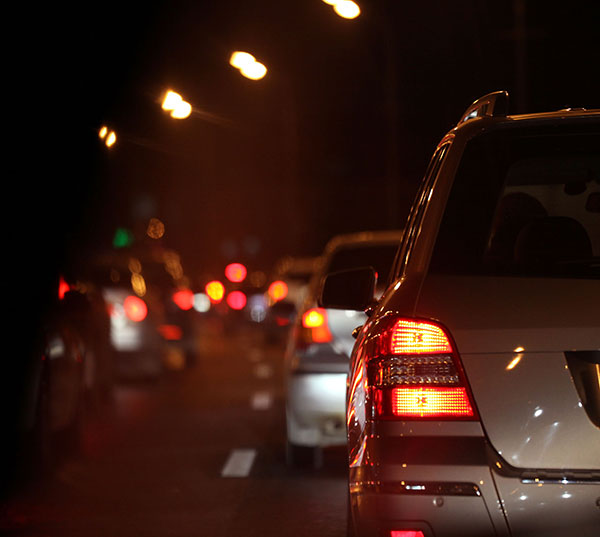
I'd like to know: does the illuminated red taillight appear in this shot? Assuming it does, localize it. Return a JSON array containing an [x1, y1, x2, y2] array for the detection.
[[302, 308, 326, 328], [172, 289, 194, 311], [384, 387, 474, 418], [368, 318, 476, 420], [390, 319, 452, 354], [301, 308, 332, 344], [58, 276, 70, 300], [123, 295, 148, 322], [227, 291, 247, 310], [390, 531, 425, 537]]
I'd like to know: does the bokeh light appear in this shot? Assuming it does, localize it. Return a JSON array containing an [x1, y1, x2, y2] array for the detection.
[[268, 280, 288, 302], [205, 280, 225, 303], [227, 291, 247, 310], [225, 263, 247, 283]]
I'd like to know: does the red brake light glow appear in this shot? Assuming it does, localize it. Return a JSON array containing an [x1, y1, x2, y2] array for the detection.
[[158, 324, 183, 341], [123, 296, 148, 322], [298, 307, 332, 344], [302, 308, 326, 328], [172, 289, 194, 310], [390, 531, 425, 537], [227, 290, 247, 310], [366, 317, 477, 421], [390, 319, 452, 354], [58, 276, 70, 300], [268, 280, 288, 302], [389, 387, 474, 418], [225, 263, 247, 283]]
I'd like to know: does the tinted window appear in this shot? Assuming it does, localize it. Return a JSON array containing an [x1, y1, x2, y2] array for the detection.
[[430, 122, 600, 279]]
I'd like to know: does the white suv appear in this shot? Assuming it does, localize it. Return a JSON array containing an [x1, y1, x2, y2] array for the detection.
[[285, 230, 404, 468], [321, 91, 600, 537]]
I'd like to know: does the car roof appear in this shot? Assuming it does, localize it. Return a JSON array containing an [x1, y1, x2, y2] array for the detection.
[[448, 91, 599, 141]]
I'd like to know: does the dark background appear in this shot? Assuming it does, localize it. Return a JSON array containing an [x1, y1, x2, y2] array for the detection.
[[12, 0, 600, 297]]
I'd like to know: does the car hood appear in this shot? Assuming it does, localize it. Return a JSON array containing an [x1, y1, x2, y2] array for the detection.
[[415, 274, 600, 470]]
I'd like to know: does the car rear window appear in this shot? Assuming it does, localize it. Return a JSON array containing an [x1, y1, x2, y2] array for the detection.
[[326, 243, 400, 286], [429, 122, 600, 279]]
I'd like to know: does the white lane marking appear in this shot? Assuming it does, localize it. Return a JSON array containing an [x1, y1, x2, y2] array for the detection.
[[221, 449, 257, 477], [253, 363, 273, 379], [251, 391, 272, 410]]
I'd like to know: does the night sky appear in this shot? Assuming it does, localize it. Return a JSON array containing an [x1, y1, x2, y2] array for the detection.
[[16, 0, 600, 292]]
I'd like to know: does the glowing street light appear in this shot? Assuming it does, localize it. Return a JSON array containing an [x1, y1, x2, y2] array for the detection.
[[161, 90, 193, 119], [229, 51, 267, 81], [99, 125, 117, 148], [241, 61, 267, 80], [321, 0, 361, 19], [229, 51, 256, 70]]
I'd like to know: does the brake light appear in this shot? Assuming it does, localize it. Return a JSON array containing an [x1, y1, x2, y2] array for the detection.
[[123, 295, 148, 322], [58, 276, 70, 300], [390, 319, 452, 354], [172, 289, 194, 310], [296, 307, 332, 346], [390, 531, 424, 537], [302, 308, 326, 328], [227, 290, 247, 310], [381, 387, 474, 418], [367, 317, 476, 420], [158, 324, 183, 341]]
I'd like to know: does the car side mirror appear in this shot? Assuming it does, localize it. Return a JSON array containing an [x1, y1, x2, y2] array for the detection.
[[318, 266, 377, 311]]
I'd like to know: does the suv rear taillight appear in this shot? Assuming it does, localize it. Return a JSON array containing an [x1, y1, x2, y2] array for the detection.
[[367, 318, 476, 420]]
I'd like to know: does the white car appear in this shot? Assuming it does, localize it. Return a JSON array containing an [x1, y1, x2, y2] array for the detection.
[[285, 230, 404, 467], [321, 92, 600, 536]]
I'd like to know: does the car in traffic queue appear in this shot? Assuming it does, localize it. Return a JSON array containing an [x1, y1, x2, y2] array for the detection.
[[320, 92, 600, 537], [265, 255, 322, 343], [285, 230, 404, 467], [15, 275, 113, 479]]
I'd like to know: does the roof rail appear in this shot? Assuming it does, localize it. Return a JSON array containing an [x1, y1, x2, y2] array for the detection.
[[458, 91, 510, 125]]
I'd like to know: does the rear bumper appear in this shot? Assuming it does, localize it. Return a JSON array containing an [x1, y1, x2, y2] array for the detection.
[[286, 372, 347, 447], [350, 424, 600, 536], [349, 423, 508, 537]]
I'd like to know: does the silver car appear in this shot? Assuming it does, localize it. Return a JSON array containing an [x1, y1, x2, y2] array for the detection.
[[321, 92, 599, 536], [285, 230, 404, 467]]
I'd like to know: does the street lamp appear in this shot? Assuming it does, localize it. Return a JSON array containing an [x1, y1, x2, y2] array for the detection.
[[99, 125, 117, 147], [322, 0, 361, 20], [229, 51, 267, 81], [161, 90, 192, 119]]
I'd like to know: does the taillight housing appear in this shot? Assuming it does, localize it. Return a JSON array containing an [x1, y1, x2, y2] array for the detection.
[[294, 307, 333, 348], [367, 317, 476, 420]]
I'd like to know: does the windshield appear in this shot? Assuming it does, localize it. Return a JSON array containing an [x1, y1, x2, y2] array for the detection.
[[430, 122, 600, 279]]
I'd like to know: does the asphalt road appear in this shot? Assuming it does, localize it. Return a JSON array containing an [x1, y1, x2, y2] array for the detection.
[[0, 320, 348, 536]]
